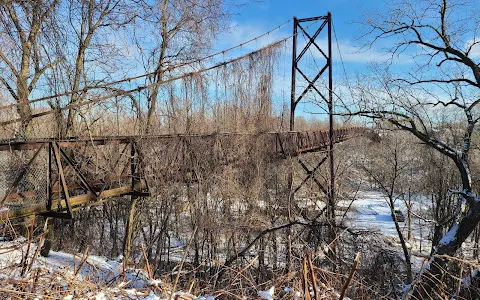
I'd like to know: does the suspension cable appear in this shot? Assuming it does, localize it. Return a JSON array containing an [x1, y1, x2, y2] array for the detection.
[[1, 18, 325, 127], [1, 38, 290, 126], [0, 19, 292, 112]]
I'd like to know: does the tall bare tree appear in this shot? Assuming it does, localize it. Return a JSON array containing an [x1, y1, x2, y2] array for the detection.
[[0, 0, 62, 134], [120, 0, 233, 262], [360, 132, 415, 283], [350, 0, 480, 296], [137, 0, 230, 133], [62, 0, 136, 136]]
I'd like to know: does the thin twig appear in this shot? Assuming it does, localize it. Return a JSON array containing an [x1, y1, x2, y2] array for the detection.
[[141, 244, 152, 280], [339, 252, 360, 300], [170, 227, 197, 300]]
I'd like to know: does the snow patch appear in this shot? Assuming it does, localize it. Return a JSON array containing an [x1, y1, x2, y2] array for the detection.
[[258, 286, 275, 299], [438, 224, 459, 246], [95, 292, 107, 300]]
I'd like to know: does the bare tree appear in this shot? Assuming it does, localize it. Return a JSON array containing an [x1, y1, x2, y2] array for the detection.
[[62, 0, 137, 136], [359, 132, 415, 283], [136, 0, 230, 133], [0, 0, 62, 134], [119, 0, 234, 262], [350, 0, 480, 296]]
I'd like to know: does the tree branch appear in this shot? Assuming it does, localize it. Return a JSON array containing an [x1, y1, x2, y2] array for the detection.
[[224, 220, 306, 267], [0, 76, 18, 101], [28, 56, 65, 92], [0, 50, 18, 77]]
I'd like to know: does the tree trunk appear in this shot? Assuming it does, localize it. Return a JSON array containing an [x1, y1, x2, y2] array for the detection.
[[40, 218, 54, 257], [389, 197, 412, 283], [146, 0, 169, 133], [410, 198, 480, 298], [123, 196, 138, 265]]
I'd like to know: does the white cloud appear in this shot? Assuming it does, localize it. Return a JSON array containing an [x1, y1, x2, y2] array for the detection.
[[218, 21, 289, 52], [466, 38, 480, 58], [297, 38, 413, 64], [220, 21, 413, 65]]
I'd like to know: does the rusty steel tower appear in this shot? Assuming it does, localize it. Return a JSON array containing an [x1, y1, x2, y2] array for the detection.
[[290, 13, 335, 221]]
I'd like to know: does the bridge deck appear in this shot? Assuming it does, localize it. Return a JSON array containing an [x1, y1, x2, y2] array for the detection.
[[0, 128, 364, 152]]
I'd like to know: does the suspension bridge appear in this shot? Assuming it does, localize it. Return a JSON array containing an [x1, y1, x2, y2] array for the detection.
[[0, 14, 371, 224]]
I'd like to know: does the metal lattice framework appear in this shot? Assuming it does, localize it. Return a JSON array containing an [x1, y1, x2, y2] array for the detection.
[[290, 13, 336, 220]]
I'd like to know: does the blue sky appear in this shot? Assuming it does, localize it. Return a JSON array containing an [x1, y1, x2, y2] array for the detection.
[[19, 0, 478, 127], [232, 0, 376, 27], [210, 0, 480, 124], [212, 0, 395, 121], [221, 0, 392, 65]]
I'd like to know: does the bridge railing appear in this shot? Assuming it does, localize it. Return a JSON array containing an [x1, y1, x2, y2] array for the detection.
[[273, 127, 368, 156]]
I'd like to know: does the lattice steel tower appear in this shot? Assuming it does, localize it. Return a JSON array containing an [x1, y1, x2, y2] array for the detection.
[[290, 13, 335, 221]]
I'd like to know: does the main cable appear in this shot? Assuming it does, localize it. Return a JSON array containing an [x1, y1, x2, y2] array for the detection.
[[332, 21, 355, 114], [1, 38, 290, 127], [0, 19, 291, 112]]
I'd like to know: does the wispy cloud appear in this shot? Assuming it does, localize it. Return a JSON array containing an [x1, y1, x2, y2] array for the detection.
[[217, 21, 407, 66], [298, 38, 412, 64], [217, 21, 290, 52], [466, 38, 480, 58]]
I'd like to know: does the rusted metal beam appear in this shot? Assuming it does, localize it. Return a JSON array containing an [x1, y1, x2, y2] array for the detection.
[[1, 182, 146, 221], [0, 129, 368, 153], [52, 142, 72, 216], [47, 142, 52, 210], [58, 146, 99, 198], [294, 157, 328, 195]]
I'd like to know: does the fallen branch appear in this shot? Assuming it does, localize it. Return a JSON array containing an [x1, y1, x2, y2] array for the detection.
[[224, 220, 305, 267], [74, 247, 89, 277]]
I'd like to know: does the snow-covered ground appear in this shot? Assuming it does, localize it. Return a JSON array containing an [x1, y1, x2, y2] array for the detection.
[[341, 190, 431, 252], [0, 238, 218, 299], [0, 238, 305, 299], [0, 189, 438, 299]]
